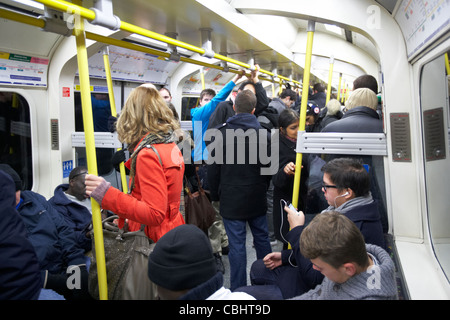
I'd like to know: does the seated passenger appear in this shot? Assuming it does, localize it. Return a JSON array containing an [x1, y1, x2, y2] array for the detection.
[[240, 157, 385, 299], [290, 211, 397, 300], [48, 166, 92, 252], [0, 164, 90, 300], [147, 224, 255, 300], [0, 168, 42, 300]]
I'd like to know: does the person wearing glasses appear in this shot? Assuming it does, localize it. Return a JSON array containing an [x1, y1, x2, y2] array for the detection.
[[236, 157, 385, 299], [49, 166, 93, 253]]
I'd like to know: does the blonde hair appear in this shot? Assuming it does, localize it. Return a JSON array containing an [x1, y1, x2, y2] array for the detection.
[[325, 99, 342, 116], [345, 88, 378, 111], [116, 85, 180, 147]]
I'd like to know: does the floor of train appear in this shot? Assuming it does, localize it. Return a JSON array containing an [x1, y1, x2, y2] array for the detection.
[[222, 224, 283, 289]]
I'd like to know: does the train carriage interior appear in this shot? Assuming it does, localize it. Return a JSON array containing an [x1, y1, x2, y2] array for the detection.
[[0, 0, 449, 300]]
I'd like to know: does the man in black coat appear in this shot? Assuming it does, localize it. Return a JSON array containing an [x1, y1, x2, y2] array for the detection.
[[321, 87, 388, 233], [0, 168, 42, 300], [208, 90, 272, 290]]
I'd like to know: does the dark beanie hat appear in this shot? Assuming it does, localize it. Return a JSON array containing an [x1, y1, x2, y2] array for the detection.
[[148, 224, 216, 291], [0, 164, 22, 191]]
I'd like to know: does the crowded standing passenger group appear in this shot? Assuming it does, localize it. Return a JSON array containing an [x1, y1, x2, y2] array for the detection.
[[0, 73, 397, 300]]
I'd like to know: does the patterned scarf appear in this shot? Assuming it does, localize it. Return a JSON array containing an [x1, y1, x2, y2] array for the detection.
[[128, 131, 175, 193]]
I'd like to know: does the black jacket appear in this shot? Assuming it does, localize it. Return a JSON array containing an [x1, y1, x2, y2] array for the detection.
[[321, 106, 382, 133], [208, 82, 270, 129], [272, 134, 309, 243], [0, 171, 42, 300], [208, 113, 271, 220]]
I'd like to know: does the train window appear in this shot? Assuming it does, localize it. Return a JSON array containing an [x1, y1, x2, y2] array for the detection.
[[420, 51, 450, 281], [181, 96, 199, 121], [0, 92, 32, 190], [74, 92, 114, 176]]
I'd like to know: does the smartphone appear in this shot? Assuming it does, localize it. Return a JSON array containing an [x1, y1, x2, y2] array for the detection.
[[285, 200, 297, 212]]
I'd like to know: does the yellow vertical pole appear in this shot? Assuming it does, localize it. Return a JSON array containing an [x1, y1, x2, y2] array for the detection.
[[73, 1, 108, 300], [292, 21, 315, 209], [337, 73, 342, 101], [326, 56, 334, 104], [102, 46, 128, 194], [200, 67, 206, 90], [445, 53, 450, 75]]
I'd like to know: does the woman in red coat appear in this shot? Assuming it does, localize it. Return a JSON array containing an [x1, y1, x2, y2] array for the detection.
[[85, 84, 185, 242]]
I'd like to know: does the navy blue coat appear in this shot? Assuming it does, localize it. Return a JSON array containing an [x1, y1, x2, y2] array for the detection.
[[321, 106, 382, 133], [48, 184, 92, 252], [0, 171, 42, 299], [208, 113, 271, 220], [17, 190, 86, 280]]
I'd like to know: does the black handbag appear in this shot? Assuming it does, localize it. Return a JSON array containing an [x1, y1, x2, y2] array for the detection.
[[88, 215, 157, 300], [184, 174, 216, 233]]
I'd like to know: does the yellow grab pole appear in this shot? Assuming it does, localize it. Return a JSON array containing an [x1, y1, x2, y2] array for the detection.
[[326, 56, 334, 104], [445, 53, 450, 76], [102, 46, 128, 194], [337, 73, 342, 102], [73, 2, 108, 300], [292, 21, 315, 209], [201, 68, 206, 90]]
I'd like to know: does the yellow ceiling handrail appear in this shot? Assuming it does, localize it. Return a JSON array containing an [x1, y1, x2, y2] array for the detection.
[[33, 0, 299, 84]]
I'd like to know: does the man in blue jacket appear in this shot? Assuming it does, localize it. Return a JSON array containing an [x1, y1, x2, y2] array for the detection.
[[191, 71, 244, 163], [1, 164, 90, 300], [49, 166, 92, 252], [0, 168, 42, 300]]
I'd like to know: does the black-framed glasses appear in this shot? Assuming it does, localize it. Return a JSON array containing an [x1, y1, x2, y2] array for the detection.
[[322, 183, 338, 191]]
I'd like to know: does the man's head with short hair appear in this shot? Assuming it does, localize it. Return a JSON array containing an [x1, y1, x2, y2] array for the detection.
[[313, 83, 326, 93], [199, 89, 216, 107], [67, 166, 88, 201], [300, 211, 369, 281], [234, 89, 257, 114], [353, 74, 378, 94], [321, 158, 370, 198]]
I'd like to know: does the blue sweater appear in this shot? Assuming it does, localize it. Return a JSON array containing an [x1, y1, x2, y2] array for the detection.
[[191, 80, 236, 162]]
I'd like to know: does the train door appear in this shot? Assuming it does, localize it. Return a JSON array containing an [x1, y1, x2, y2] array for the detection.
[[418, 45, 450, 283]]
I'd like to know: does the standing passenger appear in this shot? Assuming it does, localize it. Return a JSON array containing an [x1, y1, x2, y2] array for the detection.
[[271, 109, 308, 249], [191, 71, 244, 163], [208, 90, 272, 290], [268, 88, 297, 114], [85, 84, 185, 243]]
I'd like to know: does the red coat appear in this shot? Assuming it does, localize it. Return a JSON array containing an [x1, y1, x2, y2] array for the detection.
[[102, 141, 185, 242]]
